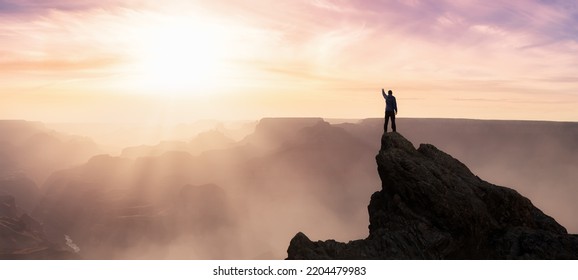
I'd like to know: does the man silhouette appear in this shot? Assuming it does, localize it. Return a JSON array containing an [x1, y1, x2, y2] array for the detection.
[[382, 89, 397, 132]]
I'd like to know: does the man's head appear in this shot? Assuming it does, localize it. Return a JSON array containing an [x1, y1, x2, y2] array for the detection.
[[388, 90, 393, 95]]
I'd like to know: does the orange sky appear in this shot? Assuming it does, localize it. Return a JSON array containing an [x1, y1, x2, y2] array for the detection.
[[1, 0, 577, 122]]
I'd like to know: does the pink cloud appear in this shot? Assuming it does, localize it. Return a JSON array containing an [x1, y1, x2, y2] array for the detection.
[[0, 0, 577, 121], [0, 0, 142, 16]]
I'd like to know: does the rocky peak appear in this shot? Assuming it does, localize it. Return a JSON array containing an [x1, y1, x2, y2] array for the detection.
[[287, 132, 578, 259]]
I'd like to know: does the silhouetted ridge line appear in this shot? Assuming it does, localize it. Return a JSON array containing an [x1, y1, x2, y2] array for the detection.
[[287, 132, 578, 259]]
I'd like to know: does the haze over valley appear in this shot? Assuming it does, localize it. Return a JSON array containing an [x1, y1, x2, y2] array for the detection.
[[1, 118, 576, 259]]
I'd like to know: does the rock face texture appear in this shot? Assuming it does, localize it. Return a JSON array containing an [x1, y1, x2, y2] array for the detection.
[[287, 132, 578, 259]]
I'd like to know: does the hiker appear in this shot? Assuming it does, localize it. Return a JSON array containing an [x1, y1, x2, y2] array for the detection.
[[382, 89, 397, 132]]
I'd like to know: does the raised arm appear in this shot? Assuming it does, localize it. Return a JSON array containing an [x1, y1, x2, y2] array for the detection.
[[381, 88, 386, 98]]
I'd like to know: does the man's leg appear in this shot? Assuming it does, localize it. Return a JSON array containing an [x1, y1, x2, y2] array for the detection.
[[391, 113, 396, 132], [384, 112, 390, 132]]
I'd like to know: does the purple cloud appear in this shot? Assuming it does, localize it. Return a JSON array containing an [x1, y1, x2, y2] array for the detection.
[[0, 0, 140, 17]]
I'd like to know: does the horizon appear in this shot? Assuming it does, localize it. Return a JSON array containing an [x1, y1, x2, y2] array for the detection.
[[1, 1, 577, 123], [2, 116, 576, 127]]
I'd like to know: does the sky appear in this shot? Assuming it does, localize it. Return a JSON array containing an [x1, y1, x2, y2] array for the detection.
[[1, 0, 577, 123]]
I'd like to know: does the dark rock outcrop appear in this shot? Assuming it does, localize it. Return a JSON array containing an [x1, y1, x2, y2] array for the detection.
[[287, 132, 578, 259]]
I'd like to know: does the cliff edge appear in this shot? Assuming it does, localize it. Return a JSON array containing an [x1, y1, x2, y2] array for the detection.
[[287, 132, 578, 259]]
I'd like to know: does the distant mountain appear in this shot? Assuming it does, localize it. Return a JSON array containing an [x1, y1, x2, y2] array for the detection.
[[32, 118, 378, 259], [0, 172, 39, 212], [35, 161, 238, 259], [287, 132, 578, 259], [0, 195, 80, 259], [0, 120, 101, 185], [34, 145, 248, 259], [121, 130, 235, 158], [6, 117, 577, 259], [240, 118, 326, 153], [46, 120, 257, 155], [242, 120, 377, 218]]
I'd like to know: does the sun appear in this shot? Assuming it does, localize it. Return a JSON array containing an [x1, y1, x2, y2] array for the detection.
[[128, 17, 229, 95]]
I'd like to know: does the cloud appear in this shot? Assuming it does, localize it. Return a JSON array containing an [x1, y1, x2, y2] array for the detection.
[[0, 56, 124, 73], [0, 0, 577, 120], [0, 0, 140, 16], [192, 0, 578, 112]]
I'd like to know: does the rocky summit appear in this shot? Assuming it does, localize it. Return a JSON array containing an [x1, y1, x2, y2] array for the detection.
[[287, 132, 578, 259]]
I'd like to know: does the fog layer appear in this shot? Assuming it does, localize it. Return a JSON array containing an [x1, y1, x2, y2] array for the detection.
[[1, 118, 576, 259]]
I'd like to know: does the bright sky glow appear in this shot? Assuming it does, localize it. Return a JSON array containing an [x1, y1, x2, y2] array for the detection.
[[1, 0, 577, 122]]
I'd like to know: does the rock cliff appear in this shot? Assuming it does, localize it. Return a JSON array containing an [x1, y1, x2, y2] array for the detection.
[[287, 132, 578, 259]]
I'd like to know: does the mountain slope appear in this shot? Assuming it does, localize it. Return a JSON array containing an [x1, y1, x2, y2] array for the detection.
[[0, 120, 101, 185], [287, 132, 578, 259]]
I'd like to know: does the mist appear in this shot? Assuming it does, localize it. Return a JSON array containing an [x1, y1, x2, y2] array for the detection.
[[1, 118, 576, 259]]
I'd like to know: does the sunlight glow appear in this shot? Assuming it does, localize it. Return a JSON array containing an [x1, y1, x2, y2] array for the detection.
[[1, 1, 577, 122], [128, 17, 230, 95]]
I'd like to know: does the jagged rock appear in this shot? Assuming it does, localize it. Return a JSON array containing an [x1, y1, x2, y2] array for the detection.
[[287, 132, 578, 259]]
